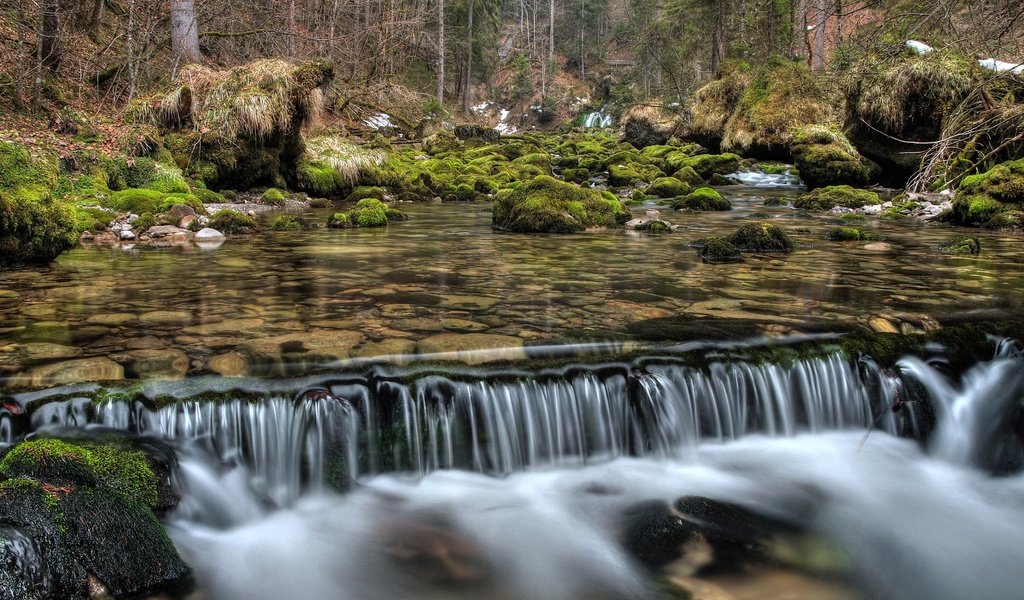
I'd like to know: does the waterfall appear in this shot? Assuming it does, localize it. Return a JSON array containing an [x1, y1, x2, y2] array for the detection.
[[13, 351, 933, 504], [583, 111, 613, 128]]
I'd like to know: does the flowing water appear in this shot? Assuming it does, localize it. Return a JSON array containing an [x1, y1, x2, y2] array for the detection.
[[3, 177, 1024, 598]]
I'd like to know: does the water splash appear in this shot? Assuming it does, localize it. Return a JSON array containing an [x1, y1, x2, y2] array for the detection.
[[728, 170, 802, 187], [583, 111, 614, 128]]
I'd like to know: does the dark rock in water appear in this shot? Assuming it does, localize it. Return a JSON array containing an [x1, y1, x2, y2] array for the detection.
[[695, 237, 744, 264], [0, 436, 192, 599], [0, 525, 47, 600], [621, 114, 673, 149], [673, 495, 797, 574], [938, 235, 981, 255], [454, 124, 499, 143], [725, 222, 793, 253], [619, 500, 701, 570], [378, 513, 492, 587]]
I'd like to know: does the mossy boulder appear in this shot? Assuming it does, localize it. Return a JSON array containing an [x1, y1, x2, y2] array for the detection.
[[671, 165, 704, 187], [608, 162, 663, 187], [270, 214, 313, 231], [261, 188, 286, 206], [790, 126, 876, 190], [492, 175, 631, 233], [619, 105, 679, 149], [794, 185, 880, 211], [824, 227, 881, 241], [680, 154, 741, 180], [938, 235, 981, 255], [0, 436, 189, 599], [327, 198, 407, 228], [720, 59, 833, 158], [102, 188, 207, 216], [726, 222, 793, 253], [346, 186, 388, 202], [0, 142, 77, 268], [696, 237, 744, 263], [209, 209, 262, 234], [647, 177, 691, 198], [671, 187, 732, 211], [948, 159, 1024, 227], [108, 157, 191, 194]]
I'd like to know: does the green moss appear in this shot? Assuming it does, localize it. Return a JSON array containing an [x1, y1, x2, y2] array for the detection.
[[794, 185, 879, 211], [824, 227, 881, 241], [696, 237, 744, 263], [261, 188, 286, 206], [648, 177, 691, 198], [681, 154, 741, 179], [270, 214, 313, 231], [671, 187, 732, 211], [209, 209, 262, 234], [0, 142, 77, 267], [0, 438, 157, 508], [726, 222, 793, 252], [790, 127, 874, 190], [346, 186, 387, 202], [492, 175, 631, 233], [133, 212, 156, 234], [938, 235, 981, 255], [297, 158, 349, 197], [327, 198, 406, 228], [947, 159, 1024, 227], [73, 206, 114, 233], [108, 157, 191, 194]]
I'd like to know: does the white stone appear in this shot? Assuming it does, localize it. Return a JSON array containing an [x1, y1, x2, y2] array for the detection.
[[195, 228, 226, 242], [120, 230, 136, 240]]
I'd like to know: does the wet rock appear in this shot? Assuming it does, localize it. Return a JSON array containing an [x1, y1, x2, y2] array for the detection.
[[352, 339, 418, 359], [0, 437, 191, 598], [138, 311, 193, 326], [238, 330, 365, 376], [620, 501, 701, 570], [440, 318, 490, 333], [453, 124, 499, 143], [378, 514, 492, 587], [194, 228, 225, 242], [867, 316, 899, 334], [181, 318, 266, 336], [0, 524, 47, 600], [673, 496, 793, 574], [122, 349, 190, 379], [207, 352, 248, 377], [85, 313, 138, 327], [416, 333, 525, 364], [166, 204, 197, 223], [120, 230, 136, 241], [9, 358, 124, 388], [438, 295, 500, 311], [146, 225, 192, 242], [16, 343, 83, 364], [863, 241, 893, 252], [124, 336, 167, 350]]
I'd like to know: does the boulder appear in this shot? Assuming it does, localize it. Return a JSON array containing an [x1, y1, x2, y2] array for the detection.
[[491, 176, 630, 233]]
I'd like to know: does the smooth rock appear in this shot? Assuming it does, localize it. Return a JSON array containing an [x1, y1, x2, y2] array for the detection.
[[863, 242, 893, 252], [138, 310, 193, 325], [238, 330, 365, 376], [351, 339, 417, 359], [120, 230, 136, 240], [123, 348, 190, 379], [195, 228, 226, 242], [147, 225, 190, 239], [208, 352, 248, 377], [9, 357, 124, 388], [17, 343, 83, 364], [416, 333, 525, 364], [85, 313, 138, 326], [438, 295, 500, 311]]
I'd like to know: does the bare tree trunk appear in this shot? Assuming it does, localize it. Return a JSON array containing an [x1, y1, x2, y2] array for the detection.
[[288, 0, 296, 57], [437, 0, 445, 103], [88, 0, 104, 30], [711, 0, 725, 73], [548, 0, 554, 68], [463, 0, 473, 111], [14, 0, 27, 109], [811, 0, 826, 70], [170, 0, 201, 65], [41, 0, 61, 72], [579, 0, 585, 79]]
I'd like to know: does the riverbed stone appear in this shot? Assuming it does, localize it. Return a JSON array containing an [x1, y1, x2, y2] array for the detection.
[[238, 330, 365, 375], [194, 228, 226, 242], [440, 318, 490, 333], [439, 295, 500, 311], [351, 339, 417, 359], [16, 343, 83, 364], [85, 313, 138, 326], [123, 348, 190, 379], [138, 310, 193, 326], [9, 357, 124, 388], [181, 318, 266, 336], [416, 333, 525, 364], [208, 352, 248, 377]]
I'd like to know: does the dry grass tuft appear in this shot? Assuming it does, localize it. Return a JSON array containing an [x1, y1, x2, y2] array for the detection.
[[304, 136, 386, 182]]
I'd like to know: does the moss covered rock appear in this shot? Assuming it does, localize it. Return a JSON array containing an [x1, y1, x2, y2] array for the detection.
[[697, 237, 744, 263], [680, 154, 741, 180], [790, 126, 876, 190], [0, 436, 189, 599], [328, 198, 407, 228], [671, 187, 732, 211], [948, 159, 1024, 227], [824, 227, 881, 241], [209, 209, 262, 234], [103, 188, 206, 216], [794, 185, 880, 211], [0, 141, 77, 268], [647, 177, 691, 198], [492, 175, 631, 233], [726, 222, 793, 253], [261, 187, 286, 206], [270, 214, 313, 231], [938, 235, 981, 255]]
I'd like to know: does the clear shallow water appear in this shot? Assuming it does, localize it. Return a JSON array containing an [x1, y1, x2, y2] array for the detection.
[[1, 186, 1023, 386]]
